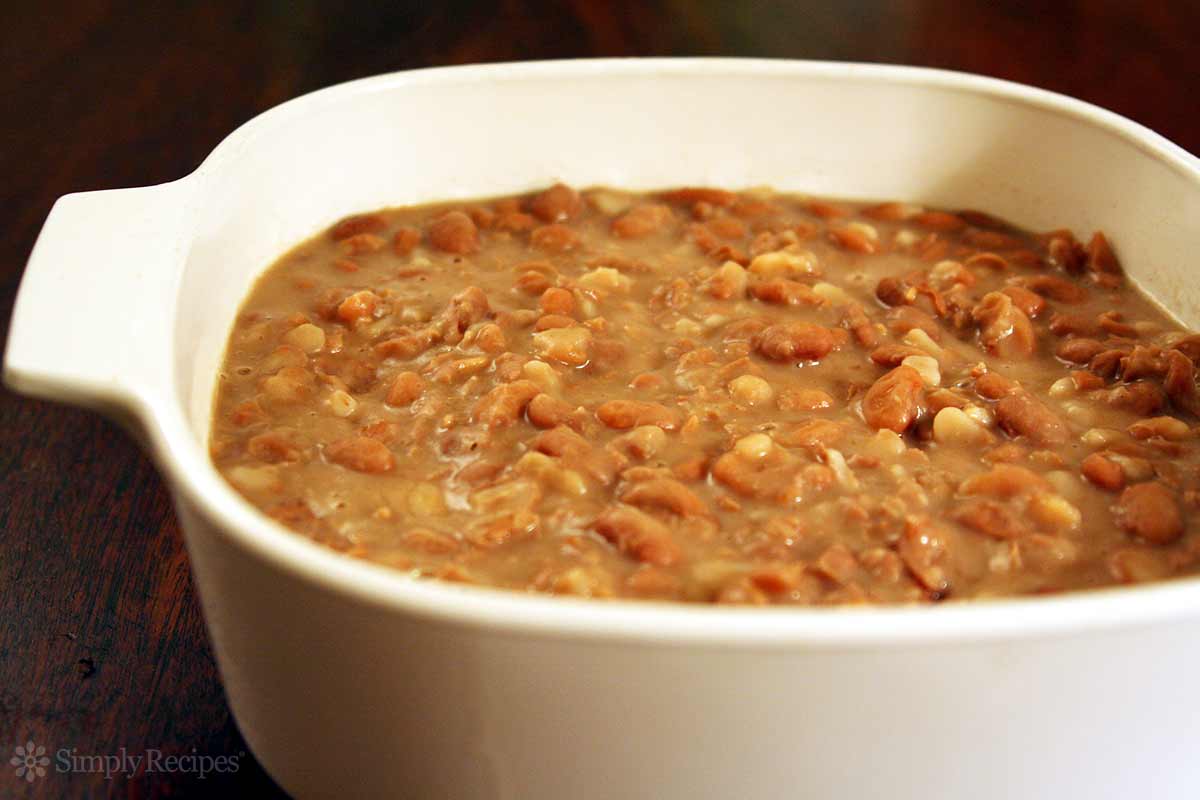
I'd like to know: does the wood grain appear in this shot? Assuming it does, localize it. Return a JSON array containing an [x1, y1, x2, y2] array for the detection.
[[1, 1, 1196, 795]]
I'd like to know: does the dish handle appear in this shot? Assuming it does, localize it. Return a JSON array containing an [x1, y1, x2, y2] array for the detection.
[[3, 182, 189, 417]]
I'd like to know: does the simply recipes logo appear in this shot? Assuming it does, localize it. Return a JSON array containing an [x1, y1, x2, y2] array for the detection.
[[10, 742, 49, 783], [10, 740, 243, 783]]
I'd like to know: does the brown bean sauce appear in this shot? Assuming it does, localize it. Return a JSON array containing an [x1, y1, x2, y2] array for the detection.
[[210, 185, 1200, 604]]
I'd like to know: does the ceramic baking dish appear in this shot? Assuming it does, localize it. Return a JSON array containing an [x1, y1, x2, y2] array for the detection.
[[6, 59, 1200, 799]]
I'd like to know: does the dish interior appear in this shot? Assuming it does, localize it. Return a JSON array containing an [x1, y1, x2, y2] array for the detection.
[[208, 176, 1200, 603], [169, 64, 1200, 611]]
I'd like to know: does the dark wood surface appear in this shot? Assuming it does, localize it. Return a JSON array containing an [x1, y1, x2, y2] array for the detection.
[[2, 1, 1197, 796]]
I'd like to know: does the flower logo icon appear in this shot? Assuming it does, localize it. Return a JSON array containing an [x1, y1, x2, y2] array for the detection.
[[10, 741, 50, 783]]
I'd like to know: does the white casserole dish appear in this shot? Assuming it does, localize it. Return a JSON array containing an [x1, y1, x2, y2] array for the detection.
[[6, 58, 1200, 799]]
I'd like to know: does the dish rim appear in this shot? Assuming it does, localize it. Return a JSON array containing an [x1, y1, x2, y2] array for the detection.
[[148, 57, 1200, 648]]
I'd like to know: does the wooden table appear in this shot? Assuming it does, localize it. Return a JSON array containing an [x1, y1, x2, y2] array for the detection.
[[2, 1, 1197, 795]]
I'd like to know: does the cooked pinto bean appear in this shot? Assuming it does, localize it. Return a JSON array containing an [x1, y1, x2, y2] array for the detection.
[[728, 375, 774, 407], [1001, 285, 1046, 319], [612, 204, 673, 238], [914, 210, 967, 231], [710, 439, 803, 503], [932, 407, 993, 447], [532, 326, 592, 366], [1171, 335, 1200, 364], [1056, 337, 1107, 364], [953, 499, 1029, 539], [539, 287, 575, 316], [1019, 275, 1088, 303], [392, 225, 421, 255], [888, 306, 942, 342], [341, 232, 385, 255], [527, 393, 574, 429], [515, 270, 552, 295], [1115, 482, 1184, 544], [386, 371, 425, 406], [777, 388, 834, 411], [994, 392, 1069, 445], [247, 431, 302, 463], [870, 344, 925, 367], [774, 419, 846, 449], [530, 183, 582, 222], [621, 478, 711, 518], [843, 302, 880, 348], [474, 380, 542, 429], [750, 278, 817, 306], [1046, 231, 1086, 273], [972, 291, 1036, 358], [375, 330, 437, 360], [324, 437, 395, 473], [261, 366, 314, 405], [752, 322, 835, 362], [707, 217, 747, 239], [1089, 349, 1128, 380], [959, 464, 1049, 498], [336, 290, 379, 323], [1071, 370, 1106, 391], [1127, 415, 1191, 441], [530, 223, 579, 252], [534, 314, 576, 332], [662, 187, 738, 207], [1105, 381, 1167, 416], [1048, 313, 1099, 338], [973, 371, 1020, 400], [592, 505, 681, 566], [829, 224, 878, 254], [1097, 311, 1139, 338], [596, 400, 681, 431], [230, 400, 266, 427], [496, 210, 536, 232], [472, 322, 507, 353], [531, 425, 590, 461], [704, 260, 748, 299], [1087, 231, 1120, 274], [898, 517, 962, 595], [1164, 349, 1200, 416], [428, 210, 479, 254], [330, 213, 385, 241], [875, 276, 913, 307], [439, 286, 491, 337], [862, 365, 925, 433], [1119, 346, 1166, 381], [1082, 452, 1125, 491]]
